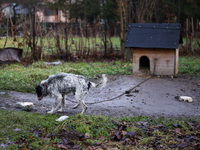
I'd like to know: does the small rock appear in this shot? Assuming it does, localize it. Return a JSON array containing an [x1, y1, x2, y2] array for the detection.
[[191, 88, 196, 91], [45, 61, 62, 66], [85, 133, 90, 138], [16, 102, 33, 111], [55, 116, 69, 122], [175, 96, 193, 103], [126, 94, 133, 97], [0, 143, 7, 148], [125, 90, 130, 94], [133, 89, 139, 93], [0, 92, 6, 95], [13, 128, 21, 132]]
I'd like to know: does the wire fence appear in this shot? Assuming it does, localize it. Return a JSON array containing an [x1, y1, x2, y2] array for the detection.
[[1, 14, 200, 62], [0, 16, 122, 61]]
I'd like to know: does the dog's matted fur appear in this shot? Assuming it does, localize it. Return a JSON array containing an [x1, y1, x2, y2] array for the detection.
[[35, 73, 107, 114]]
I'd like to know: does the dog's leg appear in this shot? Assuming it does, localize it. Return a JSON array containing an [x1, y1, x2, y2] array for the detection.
[[72, 91, 80, 109], [47, 95, 62, 114], [72, 103, 80, 109], [75, 93, 88, 114], [58, 94, 65, 112], [80, 98, 87, 114]]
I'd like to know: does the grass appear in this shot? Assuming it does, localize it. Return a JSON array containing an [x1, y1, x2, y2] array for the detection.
[[0, 61, 132, 93], [0, 57, 200, 94], [179, 56, 200, 75], [182, 38, 200, 50], [0, 109, 199, 149], [0, 57, 200, 149], [0, 36, 121, 56], [0, 109, 59, 149]]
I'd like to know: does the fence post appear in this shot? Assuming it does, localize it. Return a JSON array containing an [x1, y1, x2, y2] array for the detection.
[[40, 22, 43, 60], [186, 18, 189, 53], [56, 23, 62, 54], [64, 24, 69, 56], [104, 8, 107, 57], [3, 19, 9, 48], [32, 6, 36, 60], [78, 19, 84, 58], [191, 17, 194, 53]]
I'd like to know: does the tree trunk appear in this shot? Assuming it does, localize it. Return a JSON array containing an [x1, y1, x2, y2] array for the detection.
[[40, 23, 43, 60], [56, 23, 62, 54], [32, 6, 37, 60], [78, 19, 84, 58], [190, 17, 194, 53], [119, 1, 125, 59], [65, 24, 69, 57], [186, 18, 189, 53], [104, 21, 107, 57]]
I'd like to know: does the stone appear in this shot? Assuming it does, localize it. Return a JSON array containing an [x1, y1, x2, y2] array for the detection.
[[55, 116, 69, 122], [16, 102, 34, 111], [175, 96, 193, 103]]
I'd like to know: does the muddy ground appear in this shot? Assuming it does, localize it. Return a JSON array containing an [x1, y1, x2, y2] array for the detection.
[[0, 75, 200, 118]]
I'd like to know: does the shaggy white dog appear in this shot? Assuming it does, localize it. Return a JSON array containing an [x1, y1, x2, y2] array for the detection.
[[35, 73, 107, 114]]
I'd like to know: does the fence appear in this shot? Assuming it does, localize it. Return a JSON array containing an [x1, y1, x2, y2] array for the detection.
[[183, 17, 200, 55], [0, 15, 121, 61], [1, 14, 200, 62]]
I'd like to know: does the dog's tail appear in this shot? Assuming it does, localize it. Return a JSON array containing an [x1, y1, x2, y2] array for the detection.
[[90, 74, 107, 88]]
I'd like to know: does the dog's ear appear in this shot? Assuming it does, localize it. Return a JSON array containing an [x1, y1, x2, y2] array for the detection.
[[35, 85, 42, 97]]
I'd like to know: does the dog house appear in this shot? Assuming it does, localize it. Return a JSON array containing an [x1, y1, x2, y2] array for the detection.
[[125, 23, 181, 76]]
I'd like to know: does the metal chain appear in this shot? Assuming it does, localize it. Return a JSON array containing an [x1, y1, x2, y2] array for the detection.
[[67, 76, 153, 105]]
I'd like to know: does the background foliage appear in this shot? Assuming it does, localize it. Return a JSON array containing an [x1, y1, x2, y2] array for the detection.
[[0, 0, 200, 61]]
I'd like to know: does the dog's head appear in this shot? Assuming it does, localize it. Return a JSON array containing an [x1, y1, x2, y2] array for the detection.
[[35, 82, 47, 100], [35, 85, 43, 100]]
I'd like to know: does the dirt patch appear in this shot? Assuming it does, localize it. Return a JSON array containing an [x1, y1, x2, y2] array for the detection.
[[0, 75, 200, 118]]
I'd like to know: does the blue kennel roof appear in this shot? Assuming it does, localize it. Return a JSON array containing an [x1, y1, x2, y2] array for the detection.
[[125, 23, 181, 49]]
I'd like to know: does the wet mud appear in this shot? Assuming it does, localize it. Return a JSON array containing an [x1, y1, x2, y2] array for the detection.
[[0, 75, 200, 118]]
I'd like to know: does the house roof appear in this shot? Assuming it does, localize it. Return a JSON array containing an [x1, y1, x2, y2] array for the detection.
[[1, 3, 9, 9], [1, 3, 29, 15], [125, 23, 181, 49]]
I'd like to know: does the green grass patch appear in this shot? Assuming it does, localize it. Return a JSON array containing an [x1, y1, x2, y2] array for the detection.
[[179, 57, 200, 75], [0, 36, 121, 56], [0, 61, 132, 93], [0, 109, 199, 149], [0, 109, 59, 149], [182, 38, 200, 50]]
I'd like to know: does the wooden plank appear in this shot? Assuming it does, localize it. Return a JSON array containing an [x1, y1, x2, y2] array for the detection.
[[133, 48, 177, 75]]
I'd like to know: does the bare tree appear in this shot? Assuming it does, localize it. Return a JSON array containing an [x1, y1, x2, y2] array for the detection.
[[116, 0, 128, 59], [135, 0, 158, 23], [0, 6, 5, 28]]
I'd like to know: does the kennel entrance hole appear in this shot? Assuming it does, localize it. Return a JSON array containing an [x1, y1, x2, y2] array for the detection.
[[139, 56, 150, 71]]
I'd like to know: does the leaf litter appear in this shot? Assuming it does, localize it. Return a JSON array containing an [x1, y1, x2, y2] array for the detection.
[[46, 118, 200, 149], [1, 115, 200, 149]]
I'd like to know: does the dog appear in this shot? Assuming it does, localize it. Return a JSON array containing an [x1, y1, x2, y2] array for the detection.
[[35, 73, 107, 114]]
